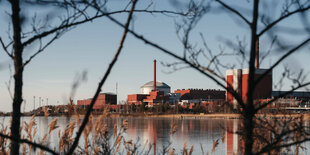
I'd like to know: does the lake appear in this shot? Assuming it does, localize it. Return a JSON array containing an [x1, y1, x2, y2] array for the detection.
[[0, 116, 309, 154]]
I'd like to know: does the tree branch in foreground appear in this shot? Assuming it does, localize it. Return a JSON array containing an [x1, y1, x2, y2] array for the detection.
[[216, 0, 251, 26], [106, 13, 246, 109], [255, 37, 310, 86], [22, 9, 186, 47], [0, 133, 58, 155], [66, 0, 138, 154], [258, 5, 310, 36], [255, 81, 310, 113], [23, 33, 60, 66], [0, 37, 13, 59]]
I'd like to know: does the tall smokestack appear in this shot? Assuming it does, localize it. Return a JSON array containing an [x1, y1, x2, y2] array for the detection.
[[153, 59, 156, 91], [256, 38, 259, 69]]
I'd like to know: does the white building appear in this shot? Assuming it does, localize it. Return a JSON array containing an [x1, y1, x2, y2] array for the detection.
[[140, 81, 171, 95]]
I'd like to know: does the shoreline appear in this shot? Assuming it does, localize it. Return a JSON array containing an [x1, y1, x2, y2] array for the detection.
[[92, 113, 310, 120], [2, 113, 310, 120]]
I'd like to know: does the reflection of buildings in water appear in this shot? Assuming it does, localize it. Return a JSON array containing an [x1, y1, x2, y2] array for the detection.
[[140, 119, 158, 154], [139, 119, 174, 154], [127, 118, 232, 154], [127, 118, 137, 138], [179, 120, 190, 142], [189, 120, 194, 131], [226, 119, 240, 155]]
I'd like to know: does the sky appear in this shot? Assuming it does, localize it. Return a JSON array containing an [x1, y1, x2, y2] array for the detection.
[[0, 0, 310, 112]]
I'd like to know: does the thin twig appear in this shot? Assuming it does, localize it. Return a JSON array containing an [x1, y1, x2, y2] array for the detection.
[[22, 9, 186, 47], [23, 33, 60, 66], [258, 5, 310, 36], [0, 37, 13, 59], [106, 13, 245, 109], [216, 0, 251, 26], [255, 37, 310, 85], [255, 81, 310, 112], [0, 133, 58, 155], [66, 0, 138, 154]]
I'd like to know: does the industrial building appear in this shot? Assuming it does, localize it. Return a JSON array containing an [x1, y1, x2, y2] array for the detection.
[[225, 39, 273, 108], [143, 91, 170, 106], [127, 59, 171, 106], [175, 89, 225, 100], [140, 81, 170, 95], [127, 94, 148, 105], [127, 60, 226, 107], [225, 40, 310, 112], [226, 68, 272, 108], [77, 93, 117, 109]]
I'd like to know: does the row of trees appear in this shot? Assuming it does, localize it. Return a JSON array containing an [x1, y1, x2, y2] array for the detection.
[[1, 0, 310, 154]]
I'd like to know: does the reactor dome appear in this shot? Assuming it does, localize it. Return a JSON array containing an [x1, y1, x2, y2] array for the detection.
[[140, 81, 171, 95]]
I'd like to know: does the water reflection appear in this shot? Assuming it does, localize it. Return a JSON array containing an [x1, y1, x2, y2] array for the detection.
[[125, 118, 228, 154], [226, 119, 240, 155], [2, 116, 308, 154]]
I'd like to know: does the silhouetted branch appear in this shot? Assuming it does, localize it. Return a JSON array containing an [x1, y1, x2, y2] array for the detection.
[[23, 33, 60, 66], [0, 37, 13, 59], [106, 12, 246, 109], [66, 1, 138, 154], [22, 9, 187, 47], [255, 37, 310, 86], [255, 81, 310, 113], [0, 133, 58, 155], [258, 5, 310, 36], [254, 122, 310, 155], [216, 0, 251, 26], [5, 65, 13, 100]]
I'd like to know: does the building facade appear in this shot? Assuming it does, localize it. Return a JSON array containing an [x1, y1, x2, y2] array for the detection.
[[127, 94, 148, 105], [174, 89, 226, 100], [226, 68, 272, 108], [77, 93, 117, 109]]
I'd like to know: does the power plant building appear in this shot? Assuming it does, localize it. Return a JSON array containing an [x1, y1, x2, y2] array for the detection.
[[77, 93, 117, 109], [175, 89, 225, 100], [127, 59, 171, 106], [127, 94, 148, 105], [226, 68, 272, 108], [140, 81, 170, 95]]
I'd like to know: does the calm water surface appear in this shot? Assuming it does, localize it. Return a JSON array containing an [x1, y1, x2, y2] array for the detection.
[[1, 116, 309, 154]]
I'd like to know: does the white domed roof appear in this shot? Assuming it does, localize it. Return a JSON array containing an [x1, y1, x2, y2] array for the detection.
[[140, 81, 170, 89]]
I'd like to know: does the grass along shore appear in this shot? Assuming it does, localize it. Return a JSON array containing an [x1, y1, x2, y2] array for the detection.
[[77, 113, 310, 120]]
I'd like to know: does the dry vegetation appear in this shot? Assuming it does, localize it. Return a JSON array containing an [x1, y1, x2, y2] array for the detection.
[[1, 111, 308, 154], [0, 111, 229, 155]]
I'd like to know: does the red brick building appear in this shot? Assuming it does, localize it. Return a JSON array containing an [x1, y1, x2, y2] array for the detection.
[[143, 91, 169, 106], [77, 93, 117, 109], [226, 68, 272, 108], [127, 94, 148, 105]]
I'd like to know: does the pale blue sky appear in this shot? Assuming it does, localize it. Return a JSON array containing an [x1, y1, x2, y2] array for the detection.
[[0, 0, 310, 112]]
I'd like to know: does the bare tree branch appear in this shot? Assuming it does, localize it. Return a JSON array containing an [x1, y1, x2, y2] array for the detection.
[[0, 37, 13, 59], [255, 81, 310, 113], [258, 5, 310, 36], [105, 12, 246, 109], [255, 37, 310, 86], [255, 138, 310, 155], [216, 0, 251, 26], [22, 9, 186, 47], [23, 33, 60, 66], [0, 133, 58, 155], [66, 1, 138, 154]]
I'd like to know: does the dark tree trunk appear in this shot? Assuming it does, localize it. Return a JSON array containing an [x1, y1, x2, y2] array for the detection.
[[244, 0, 259, 154], [11, 0, 24, 154], [244, 112, 254, 155]]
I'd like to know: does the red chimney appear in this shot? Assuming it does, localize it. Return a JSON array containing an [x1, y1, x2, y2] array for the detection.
[[153, 59, 156, 91], [256, 38, 259, 69]]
